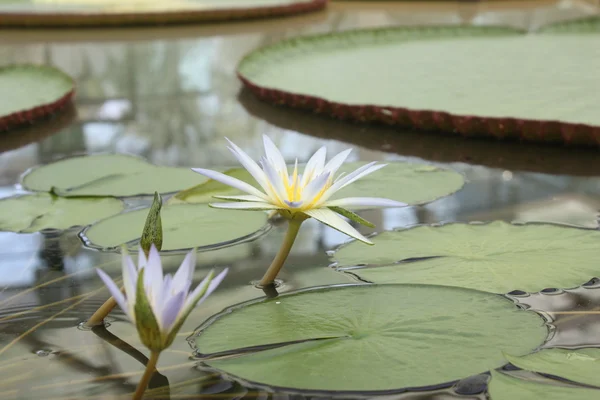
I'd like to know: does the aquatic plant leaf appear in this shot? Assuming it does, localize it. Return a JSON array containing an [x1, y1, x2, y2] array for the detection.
[[504, 348, 600, 388], [0, 193, 124, 233], [82, 204, 268, 251], [238, 25, 600, 145], [488, 370, 598, 400], [0, 65, 74, 131], [194, 284, 547, 392], [21, 154, 207, 197], [175, 161, 464, 207], [333, 221, 600, 293]]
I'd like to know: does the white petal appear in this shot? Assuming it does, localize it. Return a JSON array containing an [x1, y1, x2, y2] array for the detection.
[[209, 201, 281, 210], [324, 197, 407, 208], [260, 157, 287, 202], [213, 194, 265, 202], [336, 162, 385, 191], [262, 135, 287, 173], [96, 268, 132, 321], [322, 149, 352, 176], [192, 168, 269, 201], [317, 162, 385, 205], [301, 146, 327, 187], [303, 208, 373, 245], [300, 172, 330, 204], [172, 250, 196, 294], [225, 138, 272, 194]]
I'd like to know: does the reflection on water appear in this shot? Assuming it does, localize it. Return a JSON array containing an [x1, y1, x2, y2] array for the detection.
[[0, 0, 599, 398]]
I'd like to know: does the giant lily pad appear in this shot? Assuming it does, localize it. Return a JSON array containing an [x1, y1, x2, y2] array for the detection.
[[505, 348, 600, 388], [0, 193, 124, 233], [174, 161, 464, 206], [82, 204, 269, 251], [333, 221, 600, 294], [0, 0, 327, 27], [0, 65, 74, 131], [21, 154, 206, 197], [194, 284, 547, 392], [238, 24, 600, 145], [488, 370, 598, 400]]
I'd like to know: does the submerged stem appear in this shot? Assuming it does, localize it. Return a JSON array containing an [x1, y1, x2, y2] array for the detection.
[[259, 218, 303, 287], [133, 351, 160, 400]]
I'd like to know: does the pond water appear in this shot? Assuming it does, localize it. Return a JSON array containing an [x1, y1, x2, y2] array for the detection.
[[1, 1, 600, 399]]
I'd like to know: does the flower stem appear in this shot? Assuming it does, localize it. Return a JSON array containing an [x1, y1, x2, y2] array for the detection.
[[133, 351, 160, 400], [86, 284, 126, 327], [259, 218, 303, 287], [86, 295, 118, 327]]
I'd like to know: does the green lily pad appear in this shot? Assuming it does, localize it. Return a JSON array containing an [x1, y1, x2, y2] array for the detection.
[[0, 193, 124, 233], [488, 370, 599, 400], [21, 154, 206, 197], [82, 203, 269, 251], [505, 348, 600, 388], [333, 221, 600, 293], [174, 161, 464, 207], [0, 65, 74, 131], [539, 16, 600, 34], [194, 284, 547, 392]]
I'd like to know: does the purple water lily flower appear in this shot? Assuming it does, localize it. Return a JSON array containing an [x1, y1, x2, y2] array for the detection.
[[96, 245, 228, 351]]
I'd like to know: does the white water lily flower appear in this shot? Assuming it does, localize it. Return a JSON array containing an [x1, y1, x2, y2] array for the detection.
[[192, 135, 406, 244], [96, 245, 228, 351]]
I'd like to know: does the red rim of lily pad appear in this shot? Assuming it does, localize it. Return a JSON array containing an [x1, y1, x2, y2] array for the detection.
[[0, 65, 75, 132], [0, 0, 327, 27], [238, 24, 600, 147]]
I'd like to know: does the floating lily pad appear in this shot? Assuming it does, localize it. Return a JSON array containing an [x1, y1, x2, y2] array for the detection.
[[539, 16, 600, 33], [21, 154, 206, 197], [0, 65, 74, 131], [333, 221, 600, 294], [238, 25, 600, 145], [505, 348, 600, 388], [175, 161, 464, 206], [194, 284, 547, 392], [0, 0, 327, 27], [82, 204, 269, 251], [488, 370, 598, 400], [0, 193, 124, 233]]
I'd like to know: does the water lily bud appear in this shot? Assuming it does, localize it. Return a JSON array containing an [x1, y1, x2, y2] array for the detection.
[[140, 191, 163, 256]]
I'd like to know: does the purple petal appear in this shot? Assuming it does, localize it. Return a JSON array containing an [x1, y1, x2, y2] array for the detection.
[[144, 244, 164, 315], [172, 250, 195, 294], [96, 268, 131, 321], [122, 252, 138, 304], [160, 291, 186, 333]]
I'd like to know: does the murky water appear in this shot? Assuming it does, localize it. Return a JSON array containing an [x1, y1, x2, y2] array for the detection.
[[1, 1, 600, 399]]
